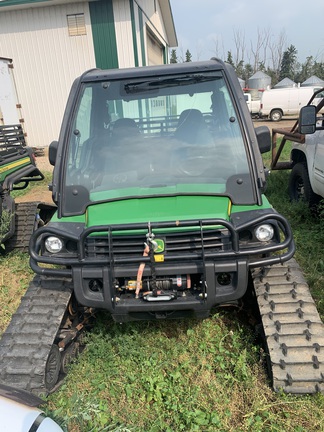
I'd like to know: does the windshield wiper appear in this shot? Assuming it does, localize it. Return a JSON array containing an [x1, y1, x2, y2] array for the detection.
[[124, 75, 219, 94]]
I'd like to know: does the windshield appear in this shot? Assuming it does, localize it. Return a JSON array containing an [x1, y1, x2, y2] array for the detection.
[[64, 71, 254, 212]]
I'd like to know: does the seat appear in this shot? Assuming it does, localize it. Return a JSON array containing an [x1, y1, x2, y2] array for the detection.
[[112, 118, 140, 141], [174, 109, 209, 144]]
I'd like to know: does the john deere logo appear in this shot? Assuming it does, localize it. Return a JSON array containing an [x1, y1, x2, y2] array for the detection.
[[155, 239, 165, 253]]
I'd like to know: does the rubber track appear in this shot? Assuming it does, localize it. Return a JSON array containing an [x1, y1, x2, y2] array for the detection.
[[0, 276, 72, 396], [252, 258, 324, 394], [5, 202, 39, 252]]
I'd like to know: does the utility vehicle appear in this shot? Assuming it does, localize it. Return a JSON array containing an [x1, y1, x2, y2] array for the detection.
[[0, 59, 323, 396], [0, 124, 54, 251]]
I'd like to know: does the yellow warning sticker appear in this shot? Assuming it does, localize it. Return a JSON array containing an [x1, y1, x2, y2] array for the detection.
[[154, 255, 164, 262]]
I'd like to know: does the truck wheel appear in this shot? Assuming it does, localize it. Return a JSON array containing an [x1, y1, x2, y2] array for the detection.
[[288, 162, 321, 209], [270, 109, 282, 122]]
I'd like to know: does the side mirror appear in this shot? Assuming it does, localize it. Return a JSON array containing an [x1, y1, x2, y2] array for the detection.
[[255, 126, 271, 154], [49, 140, 58, 166], [298, 105, 316, 135]]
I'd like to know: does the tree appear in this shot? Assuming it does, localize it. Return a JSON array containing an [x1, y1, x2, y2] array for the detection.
[[268, 29, 287, 82], [279, 45, 298, 81], [170, 49, 177, 64], [295, 56, 313, 83], [250, 28, 271, 73], [226, 51, 235, 67], [241, 63, 253, 82], [312, 61, 324, 80], [233, 29, 246, 67], [185, 49, 192, 62]]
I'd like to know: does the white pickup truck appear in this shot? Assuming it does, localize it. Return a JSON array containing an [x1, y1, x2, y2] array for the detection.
[[244, 93, 260, 117], [288, 101, 324, 209]]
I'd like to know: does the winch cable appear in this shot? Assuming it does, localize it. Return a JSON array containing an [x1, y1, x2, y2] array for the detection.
[[135, 243, 149, 298], [200, 220, 207, 299], [145, 222, 159, 296], [148, 239, 158, 296]]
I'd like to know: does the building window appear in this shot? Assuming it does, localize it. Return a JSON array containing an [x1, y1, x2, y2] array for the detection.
[[67, 13, 86, 36]]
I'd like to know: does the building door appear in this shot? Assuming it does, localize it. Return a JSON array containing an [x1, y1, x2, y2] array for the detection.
[[147, 30, 163, 66], [0, 58, 21, 125]]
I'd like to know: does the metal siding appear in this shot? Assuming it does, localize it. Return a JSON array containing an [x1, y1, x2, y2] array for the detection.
[[113, 0, 136, 68], [89, 0, 118, 69], [136, 0, 169, 48], [0, 2, 96, 148]]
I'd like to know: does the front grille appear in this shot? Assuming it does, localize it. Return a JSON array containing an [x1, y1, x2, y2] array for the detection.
[[85, 229, 231, 260]]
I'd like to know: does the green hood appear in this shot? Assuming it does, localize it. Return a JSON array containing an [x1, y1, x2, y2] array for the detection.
[[86, 195, 231, 227]]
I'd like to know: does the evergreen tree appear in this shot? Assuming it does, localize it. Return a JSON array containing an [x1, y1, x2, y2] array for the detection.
[[185, 49, 192, 62], [170, 49, 177, 64], [295, 56, 313, 83], [226, 51, 235, 67], [242, 63, 253, 82], [312, 61, 324, 80], [279, 45, 298, 81], [234, 60, 245, 81]]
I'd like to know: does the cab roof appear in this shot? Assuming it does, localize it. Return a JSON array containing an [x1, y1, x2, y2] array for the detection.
[[81, 59, 228, 83]]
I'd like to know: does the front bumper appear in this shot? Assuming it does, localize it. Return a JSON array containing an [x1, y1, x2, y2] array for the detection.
[[29, 213, 295, 319]]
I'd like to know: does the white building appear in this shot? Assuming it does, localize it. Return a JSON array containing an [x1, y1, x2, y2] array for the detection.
[[0, 0, 177, 147]]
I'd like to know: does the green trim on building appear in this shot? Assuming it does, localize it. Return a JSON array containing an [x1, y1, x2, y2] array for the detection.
[[0, 0, 50, 7], [89, 0, 118, 70], [129, 0, 139, 67], [138, 7, 146, 67], [163, 46, 167, 64]]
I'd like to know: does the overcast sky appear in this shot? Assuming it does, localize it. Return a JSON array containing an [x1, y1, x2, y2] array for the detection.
[[170, 0, 324, 66]]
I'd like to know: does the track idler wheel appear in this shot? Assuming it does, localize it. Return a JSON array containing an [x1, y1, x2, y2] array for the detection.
[[45, 345, 61, 392], [60, 342, 80, 375]]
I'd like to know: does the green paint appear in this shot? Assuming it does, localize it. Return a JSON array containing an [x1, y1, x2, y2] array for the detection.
[[50, 212, 85, 224], [138, 6, 146, 66], [0, 159, 31, 182], [89, 0, 118, 69], [86, 195, 231, 227], [163, 46, 167, 64], [51, 193, 273, 237], [0, 0, 50, 7], [129, 0, 139, 67], [231, 194, 272, 213]]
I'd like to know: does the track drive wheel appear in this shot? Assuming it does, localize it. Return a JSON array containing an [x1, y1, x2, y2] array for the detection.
[[45, 345, 61, 392]]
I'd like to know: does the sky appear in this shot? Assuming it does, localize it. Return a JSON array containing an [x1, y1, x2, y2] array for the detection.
[[170, 0, 324, 66]]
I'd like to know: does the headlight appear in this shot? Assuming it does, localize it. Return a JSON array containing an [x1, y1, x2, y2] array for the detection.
[[254, 224, 274, 242], [45, 236, 63, 253]]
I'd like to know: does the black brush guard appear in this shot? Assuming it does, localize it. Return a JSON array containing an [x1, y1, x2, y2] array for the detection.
[[30, 213, 295, 277], [29, 214, 295, 317]]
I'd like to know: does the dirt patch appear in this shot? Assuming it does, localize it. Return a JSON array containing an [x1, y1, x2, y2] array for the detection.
[[15, 186, 53, 204], [16, 150, 53, 204], [253, 117, 297, 132], [34, 147, 53, 173]]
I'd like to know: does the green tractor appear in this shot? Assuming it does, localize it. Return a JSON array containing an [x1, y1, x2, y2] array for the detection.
[[0, 59, 323, 395], [0, 124, 55, 251]]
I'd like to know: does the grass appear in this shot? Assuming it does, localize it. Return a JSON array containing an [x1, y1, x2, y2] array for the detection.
[[1, 158, 324, 431]]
